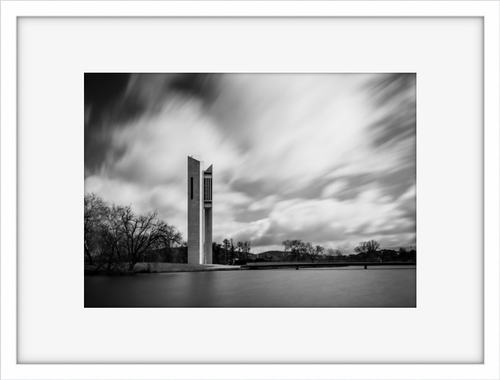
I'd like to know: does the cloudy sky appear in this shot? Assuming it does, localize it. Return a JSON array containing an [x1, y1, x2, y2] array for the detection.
[[85, 73, 416, 254]]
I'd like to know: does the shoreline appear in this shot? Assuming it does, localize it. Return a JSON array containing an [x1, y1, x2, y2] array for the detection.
[[84, 261, 416, 275], [84, 262, 242, 275]]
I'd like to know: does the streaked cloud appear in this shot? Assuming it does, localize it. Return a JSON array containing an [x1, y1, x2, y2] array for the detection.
[[85, 73, 415, 253]]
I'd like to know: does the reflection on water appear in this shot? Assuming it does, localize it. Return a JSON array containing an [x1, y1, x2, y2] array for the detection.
[[84, 266, 416, 308]]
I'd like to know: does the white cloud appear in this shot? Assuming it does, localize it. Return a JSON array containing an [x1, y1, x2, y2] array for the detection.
[[85, 73, 416, 254], [231, 183, 413, 253], [212, 74, 379, 191]]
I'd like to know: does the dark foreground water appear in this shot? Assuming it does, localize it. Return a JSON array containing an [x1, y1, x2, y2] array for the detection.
[[85, 266, 416, 307]]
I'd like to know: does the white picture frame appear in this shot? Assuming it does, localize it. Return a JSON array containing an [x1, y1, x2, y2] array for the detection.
[[1, 1, 499, 379]]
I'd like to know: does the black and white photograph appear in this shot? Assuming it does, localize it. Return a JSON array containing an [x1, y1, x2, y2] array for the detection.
[[84, 73, 416, 307], [2, 3, 495, 377]]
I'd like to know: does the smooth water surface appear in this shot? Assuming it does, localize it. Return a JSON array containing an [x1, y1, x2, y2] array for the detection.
[[85, 266, 416, 307]]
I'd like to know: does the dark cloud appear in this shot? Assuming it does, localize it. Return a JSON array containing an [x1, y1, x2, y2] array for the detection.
[[84, 73, 148, 127], [85, 73, 417, 253], [248, 223, 289, 248], [244, 233, 280, 248], [233, 208, 271, 224], [169, 74, 221, 103], [376, 167, 415, 200], [399, 197, 416, 219], [84, 73, 221, 177], [383, 223, 416, 235], [365, 73, 416, 149], [84, 73, 131, 125], [85, 73, 133, 175], [327, 167, 415, 203], [334, 174, 373, 201], [285, 176, 333, 199], [231, 178, 270, 199], [232, 171, 338, 201]]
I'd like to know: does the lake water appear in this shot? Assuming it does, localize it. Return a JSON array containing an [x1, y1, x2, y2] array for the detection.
[[85, 266, 416, 307]]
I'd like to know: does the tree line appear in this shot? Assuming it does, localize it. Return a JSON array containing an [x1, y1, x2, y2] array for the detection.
[[276, 239, 415, 263], [84, 193, 184, 273], [352, 239, 416, 262], [211, 239, 251, 265], [85, 193, 415, 272], [211, 238, 415, 264], [281, 239, 324, 262]]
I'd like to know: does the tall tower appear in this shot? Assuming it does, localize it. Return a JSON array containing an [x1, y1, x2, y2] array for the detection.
[[187, 156, 213, 265]]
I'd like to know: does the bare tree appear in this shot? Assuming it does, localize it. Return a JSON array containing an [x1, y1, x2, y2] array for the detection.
[[116, 206, 182, 271], [354, 240, 380, 261], [243, 240, 251, 260], [354, 242, 368, 255], [237, 241, 244, 259], [366, 240, 380, 252], [304, 243, 323, 263], [282, 239, 291, 261], [283, 239, 319, 262], [84, 193, 108, 264], [283, 239, 304, 262], [84, 193, 184, 273], [97, 203, 127, 272]]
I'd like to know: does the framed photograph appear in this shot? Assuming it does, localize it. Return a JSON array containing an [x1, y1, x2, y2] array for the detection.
[[1, 1, 498, 379], [83, 72, 418, 309]]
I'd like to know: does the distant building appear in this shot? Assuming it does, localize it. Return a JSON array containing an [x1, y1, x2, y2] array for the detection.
[[187, 156, 213, 265]]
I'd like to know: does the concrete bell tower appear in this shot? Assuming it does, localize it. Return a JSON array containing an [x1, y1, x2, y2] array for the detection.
[[187, 156, 213, 264]]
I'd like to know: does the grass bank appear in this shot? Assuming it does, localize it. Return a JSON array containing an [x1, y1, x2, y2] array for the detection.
[[85, 262, 240, 275]]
